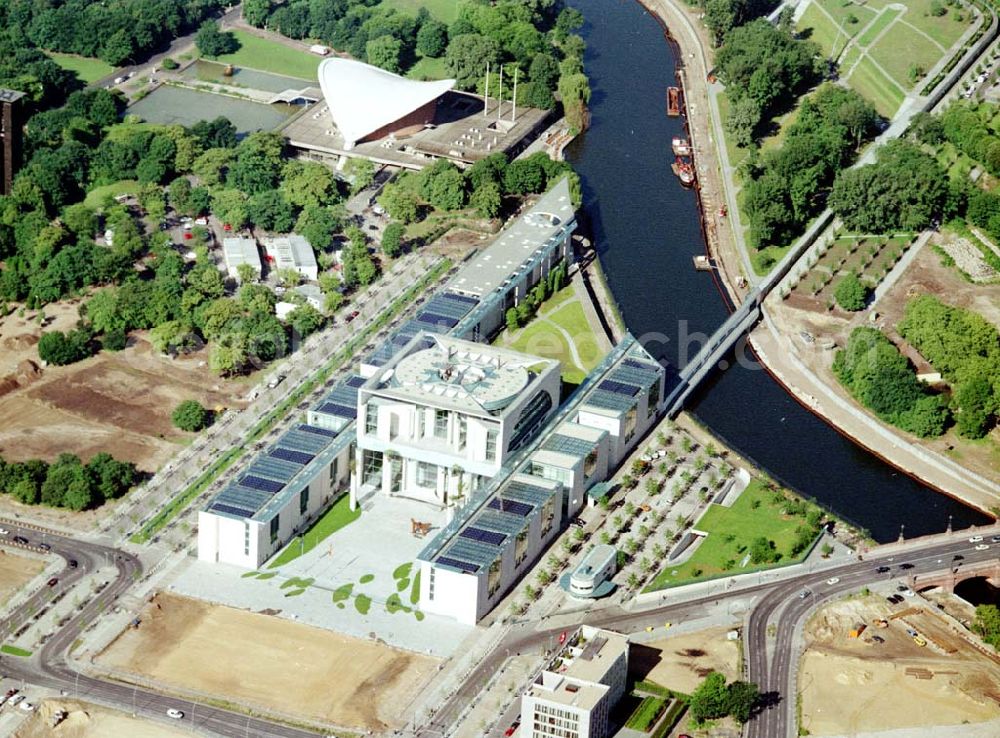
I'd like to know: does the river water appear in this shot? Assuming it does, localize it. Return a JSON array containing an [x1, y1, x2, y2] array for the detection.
[[564, 0, 990, 541]]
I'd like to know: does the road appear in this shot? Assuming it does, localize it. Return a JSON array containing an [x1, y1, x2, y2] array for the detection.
[[746, 530, 1000, 738], [0, 520, 320, 737], [420, 526, 1000, 738]]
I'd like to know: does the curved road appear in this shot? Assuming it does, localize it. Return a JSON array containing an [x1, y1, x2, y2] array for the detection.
[[747, 531, 1000, 738]]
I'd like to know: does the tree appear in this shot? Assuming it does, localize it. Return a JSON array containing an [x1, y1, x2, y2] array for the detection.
[[243, 0, 271, 28], [287, 303, 325, 337], [228, 132, 285, 195], [689, 672, 730, 722], [973, 604, 1000, 649], [379, 184, 420, 223], [62, 203, 97, 238], [834, 272, 868, 311], [38, 329, 92, 365], [725, 681, 761, 723], [367, 35, 402, 74], [558, 72, 591, 134], [345, 158, 375, 195], [86, 452, 135, 501], [295, 205, 343, 250], [471, 180, 502, 218], [381, 223, 405, 258], [748, 536, 780, 564], [249, 190, 295, 232], [445, 34, 501, 90], [416, 20, 448, 58], [726, 97, 760, 148], [190, 117, 238, 149], [955, 377, 994, 439], [427, 167, 467, 211], [196, 21, 239, 58]]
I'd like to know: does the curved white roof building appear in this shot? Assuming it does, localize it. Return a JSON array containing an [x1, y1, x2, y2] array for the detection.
[[317, 58, 455, 149]]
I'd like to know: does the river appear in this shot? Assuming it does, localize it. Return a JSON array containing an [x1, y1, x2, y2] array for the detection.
[[564, 0, 990, 541]]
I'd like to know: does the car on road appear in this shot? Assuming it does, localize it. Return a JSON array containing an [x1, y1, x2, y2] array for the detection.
[[992, 535, 1000, 543], [798, 589, 810, 599], [0, 527, 8, 535], [969, 535, 984, 543], [875, 565, 891, 574], [68, 560, 78, 569], [975, 544, 990, 551], [899, 562, 914, 569], [12, 536, 27, 545], [504, 720, 521, 736], [46, 577, 58, 587], [166, 708, 184, 719], [38, 542, 50, 551], [826, 577, 840, 585]]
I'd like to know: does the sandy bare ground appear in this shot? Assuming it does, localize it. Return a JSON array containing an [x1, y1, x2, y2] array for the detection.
[[800, 595, 1000, 736], [96, 593, 439, 731], [0, 549, 45, 605], [0, 319, 249, 474], [630, 626, 740, 694], [14, 700, 193, 738]]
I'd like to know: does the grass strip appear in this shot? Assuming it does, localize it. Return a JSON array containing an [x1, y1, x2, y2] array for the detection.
[[1, 644, 32, 657], [131, 258, 452, 543]]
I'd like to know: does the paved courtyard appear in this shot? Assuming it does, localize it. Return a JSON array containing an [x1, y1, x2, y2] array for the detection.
[[168, 495, 470, 656]]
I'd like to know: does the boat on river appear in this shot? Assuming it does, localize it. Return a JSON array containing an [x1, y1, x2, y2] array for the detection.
[[667, 86, 681, 116], [671, 157, 695, 187], [671, 136, 692, 156]]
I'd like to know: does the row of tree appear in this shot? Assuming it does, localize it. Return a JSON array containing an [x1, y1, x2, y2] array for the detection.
[[833, 327, 949, 438], [1, 0, 224, 67], [688, 671, 761, 724], [379, 151, 579, 225], [505, 261, 568, 331], [899, 296, 1000, 439], [0, 452, 136, 511], [742, 83, 879, 254]]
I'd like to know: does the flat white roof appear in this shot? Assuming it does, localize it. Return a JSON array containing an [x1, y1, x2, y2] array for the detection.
[[317, 58, 455, 146], [222, 236, 261, 272], [262, 234, 317, 272]]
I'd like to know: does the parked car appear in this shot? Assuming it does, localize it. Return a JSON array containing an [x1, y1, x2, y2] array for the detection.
[[9, 694, 24, 706], [504, 720, 520, 736], [19, 701, 34, 712], [12, 536, 27, 545], [46, 578, 58, 587], [0, 527, 8, 535], [68, 560, 78, 569], [991, 535, 1000, 543], [975, 544, 990, 551], [969, 535, 984, 543], [38, 542, 50, 551]]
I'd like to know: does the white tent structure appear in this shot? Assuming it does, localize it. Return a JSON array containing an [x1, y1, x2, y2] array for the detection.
[[317, 58, 456, 149]]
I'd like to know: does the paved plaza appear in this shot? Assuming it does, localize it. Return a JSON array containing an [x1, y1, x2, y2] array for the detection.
[[168, 494, 470, 656]]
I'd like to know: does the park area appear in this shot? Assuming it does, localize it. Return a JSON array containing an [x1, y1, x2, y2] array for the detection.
[[44, 51, 115, 84], [96, 592, 439, 732], [0, 550, 45, 606], [210, 30, 322, 80], [645, 480, 825, 591], [799, 594, 1000, 735], [798, 0, 976, 116], [782, 233, 915, 312], [498, 284, 609, 385]]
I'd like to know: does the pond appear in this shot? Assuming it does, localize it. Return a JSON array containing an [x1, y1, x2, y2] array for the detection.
[[128, 85, 298, 135]]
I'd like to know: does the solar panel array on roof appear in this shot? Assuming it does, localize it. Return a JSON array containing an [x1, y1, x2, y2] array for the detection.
[[318, 402, 357, 419], [240, 475, 284, 494], [623, 357, 657, 371], [598, 379, 640, 397], [444, 537, 500, 569], [276, 427, 331, 455], [460, 526, 507, 546], [210, 502, 255, 518], [472, 508, 527, 537], [249, 456, 301, 482], [416, 311, 458, 328], [299, 424, 336, 437], [613, 364, 660, 387], [346, 375, 366, 388], [270, 447, 314, 466], [488, 497, 533, 516], [584, 390, 638, 413], [436, 556, 480, 574], [542, 434, 596, 458]]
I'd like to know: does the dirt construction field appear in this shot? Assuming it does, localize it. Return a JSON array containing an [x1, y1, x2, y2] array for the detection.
[[0, 306, 248, 474], [15, 700, 193, 738], [800, 594, 1000, 736], [0, 549, 45, 605], [630, 626, 740, 694], [96, 593, 439, 731]]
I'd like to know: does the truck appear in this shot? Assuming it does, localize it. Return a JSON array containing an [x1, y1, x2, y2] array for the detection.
[[849, 623, 867, 638], [913, 635, 927, 647]]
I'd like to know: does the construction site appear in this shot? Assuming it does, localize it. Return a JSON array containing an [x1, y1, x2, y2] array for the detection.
[[799, 592, 1000, 736]]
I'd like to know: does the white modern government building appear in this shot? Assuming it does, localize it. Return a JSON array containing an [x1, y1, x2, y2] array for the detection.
[[520, 625, 629, 738], [198, 177, 667, 623]]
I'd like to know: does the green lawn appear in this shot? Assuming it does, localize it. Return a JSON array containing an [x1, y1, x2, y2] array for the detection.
[[381, 0, 458, 24], [84, 180, 139, 210], [715, 92, 747, 170], [845, 55, 904, 118], [867, 22, 943, 90], [212, 30, 322, 81], [626, 697, 667, 732], [645, 479, 823, 591], [857, 7, 902, 48], [268, 495, 360, 568], [0, 644, 32, 658], [901, 0, 973, 49], [798, 1, 875, 59], [46, 51, 116, 84], [406, 55, 448, 81], [499, 285, 606, 385]]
